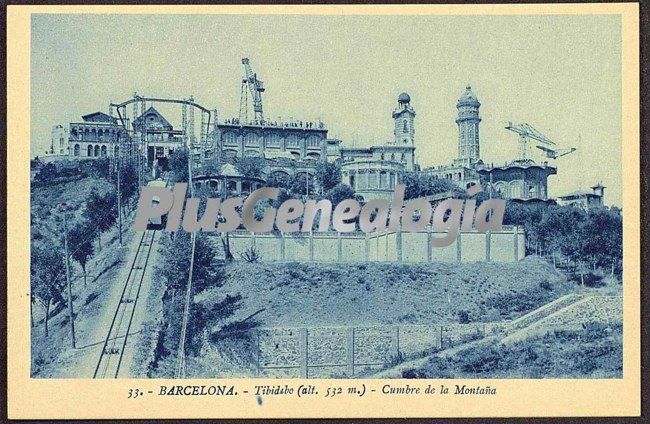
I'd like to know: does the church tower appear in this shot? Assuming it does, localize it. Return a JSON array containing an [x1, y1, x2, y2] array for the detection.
[[392, 92, 416, 146], [456, 85, 481, 164]]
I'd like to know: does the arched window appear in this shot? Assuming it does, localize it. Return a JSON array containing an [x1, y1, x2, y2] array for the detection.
[[94, 145, 100, 156], [87, 145, 93, 156], [245, 132, 258, 146], [391, 153, 395, 160], [401, 153, 405, 162], [403, 120, 408, 132], [380, 153, 385, 160], [74, 144, 80, 156], [222, 132, 237, 145], [101, 145, 107, 157], [510, 181, 522, 199]]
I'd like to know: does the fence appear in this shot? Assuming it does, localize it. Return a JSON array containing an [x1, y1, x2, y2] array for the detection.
[[250, 323, 500, 378], [219, 295, 623, 378], [219, 226, 525, 264]]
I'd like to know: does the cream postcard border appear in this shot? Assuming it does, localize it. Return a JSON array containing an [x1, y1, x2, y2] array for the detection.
[[7, 3, 640, 419]]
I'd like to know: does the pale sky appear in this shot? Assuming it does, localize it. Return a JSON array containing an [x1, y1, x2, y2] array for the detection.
[[31, 14, 622, 205]]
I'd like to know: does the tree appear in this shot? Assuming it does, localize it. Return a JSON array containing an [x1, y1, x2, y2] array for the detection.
[[84, 189, 117, 250], [314, 161, 341, 193], [35, 163, 58, 183], [288, 173, 316, 197], [234, 157, 266, 179], [399, 172, 462, 199], [503, 201, 548, 255], [156, 232, 223, 293], [31, 242, 65, 337], [119, 163, 138, 206], [265, 172, 291, 190], [581, 207, 622, 274], [325, 183, 356, 207], [169, 147, 189, 183], [69, 218, 95, 287]]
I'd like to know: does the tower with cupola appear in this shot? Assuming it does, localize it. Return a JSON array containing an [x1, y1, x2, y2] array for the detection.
[[455, 84, 481, 165], [392, 92, 416, 146]]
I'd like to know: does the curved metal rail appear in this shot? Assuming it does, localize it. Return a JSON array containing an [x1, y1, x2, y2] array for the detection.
[[93, 230, 156, 378]]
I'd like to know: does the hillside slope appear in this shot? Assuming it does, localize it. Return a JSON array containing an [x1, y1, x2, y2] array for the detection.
[[195, 256, 572, 328]]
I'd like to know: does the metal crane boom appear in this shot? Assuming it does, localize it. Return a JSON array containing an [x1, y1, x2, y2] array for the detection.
[[241, 58, 265, 123], [505, 122, 559, 161]]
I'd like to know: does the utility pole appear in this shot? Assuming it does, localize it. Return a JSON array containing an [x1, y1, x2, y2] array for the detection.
[[117, 133, 123, 246], [60, 204, 76, 349], [175, 132, 196, 378]]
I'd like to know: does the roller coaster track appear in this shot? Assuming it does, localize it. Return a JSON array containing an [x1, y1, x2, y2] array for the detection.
[[93, 230, 156, 378]]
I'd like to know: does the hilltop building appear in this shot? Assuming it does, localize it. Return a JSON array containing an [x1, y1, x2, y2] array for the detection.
[[556, 183, 605, 210], [67, 112, 124, 159], [339, 93, 417, 200], [49, 67, 564, 204], [215, 118, 329, 161], [476, 161, 557, 202], [132, 107, 184, 169]]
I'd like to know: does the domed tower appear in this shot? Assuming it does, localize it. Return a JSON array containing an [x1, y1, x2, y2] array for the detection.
[[456, 84, 481, 164], [392, 92, 416, 146]]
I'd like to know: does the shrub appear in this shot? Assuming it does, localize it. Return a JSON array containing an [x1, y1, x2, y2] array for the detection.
[[539, 280, 553, 291], [457, 310, 471, 324], [241, 246, 260, 263]]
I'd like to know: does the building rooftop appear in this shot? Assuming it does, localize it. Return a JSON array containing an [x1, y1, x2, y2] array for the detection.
[[558, 190, 601, 199], [457, 85, 480, 107], [218, 118, 326, 131]]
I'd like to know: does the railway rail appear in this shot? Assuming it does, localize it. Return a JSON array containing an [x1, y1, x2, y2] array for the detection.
[[93, 229, 156, 378]]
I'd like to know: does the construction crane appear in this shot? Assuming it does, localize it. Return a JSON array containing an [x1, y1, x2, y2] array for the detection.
[[239, 58, 265, 124], [505, 122, 576, 161]]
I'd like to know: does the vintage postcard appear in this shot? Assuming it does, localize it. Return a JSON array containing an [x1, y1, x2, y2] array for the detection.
[[6, 3, 641, 419]]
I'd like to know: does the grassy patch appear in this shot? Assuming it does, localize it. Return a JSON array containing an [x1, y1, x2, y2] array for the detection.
[[194, 256, 573, 328]]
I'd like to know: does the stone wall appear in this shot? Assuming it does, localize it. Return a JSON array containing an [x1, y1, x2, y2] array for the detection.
[[222, 226, 525, 264], [247, 296, 622, 378], [254, 323, 488, 378]]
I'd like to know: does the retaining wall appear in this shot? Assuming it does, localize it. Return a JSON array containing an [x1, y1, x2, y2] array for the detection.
[[218, 226, 525, 264]]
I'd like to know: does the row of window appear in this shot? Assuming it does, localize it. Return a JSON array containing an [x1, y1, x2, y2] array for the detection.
[[347, 170, 398, 190], [221, 149, 321, 160], [72, 143, 109, 157], [379, 152, 407, 162], [194, 179, 263, 194], [70, 127, 121, 141], [490, 181, 544, 199], [222, 132, 323, 148]]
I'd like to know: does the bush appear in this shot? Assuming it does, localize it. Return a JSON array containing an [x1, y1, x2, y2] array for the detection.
[[539, 280, 553, 291], [457, 310, 471, 324], [240, 246, 260, 263]]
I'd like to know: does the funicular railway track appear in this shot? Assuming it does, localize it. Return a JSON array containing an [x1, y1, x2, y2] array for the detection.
[[93, 229, 156, 378]]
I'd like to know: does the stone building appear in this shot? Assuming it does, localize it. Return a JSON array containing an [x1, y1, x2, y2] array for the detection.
[[132, 107, 184, 169], [422, 85, 557, 202], [193, 163, 265, 195], [556, 183, 605, 210], [50, 125, 69, 156], [215, 119, 330, 161], [67, 112, 124, 159], [476, 161, 557, 202], [420, 85, 484, 189], [339, 93, 417, 200]]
